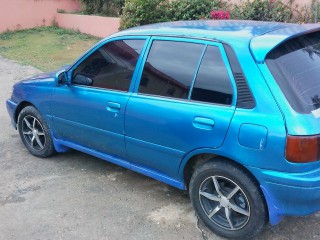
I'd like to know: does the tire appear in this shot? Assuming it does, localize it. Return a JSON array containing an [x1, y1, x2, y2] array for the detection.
[[189, 160, 267, 239], [17, 106, 55, 158]]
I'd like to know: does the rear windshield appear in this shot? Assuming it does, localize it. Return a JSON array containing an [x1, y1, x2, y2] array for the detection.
[[266, 31, 320, 114]]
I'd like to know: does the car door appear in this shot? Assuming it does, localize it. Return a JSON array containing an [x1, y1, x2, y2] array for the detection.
[[124, 38, 236, 179], [51, 37, 147, 158]]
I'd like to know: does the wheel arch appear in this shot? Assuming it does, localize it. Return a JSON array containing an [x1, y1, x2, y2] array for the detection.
[[179, 149, 267, 206], [16, 102, 56, 157], [179, 149, 262, 190], [180, 149, 286, 225], [14, 101, 34, 125]]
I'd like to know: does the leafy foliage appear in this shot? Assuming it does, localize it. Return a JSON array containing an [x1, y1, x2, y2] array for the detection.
[[120, 0, 228, 29], [231, 0, 292, 22], [311, 0, 320, 23], [169, 0, 228, 21], [84, 0, 313, 30], [80, 0, 125, 17], [120, 0, 170, 30]]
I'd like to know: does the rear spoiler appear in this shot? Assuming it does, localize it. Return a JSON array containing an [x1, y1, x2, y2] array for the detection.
[[250, 24, 320, 63]]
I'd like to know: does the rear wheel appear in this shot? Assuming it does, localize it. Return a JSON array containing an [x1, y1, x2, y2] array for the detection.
[[189, 160, 267, 239], [17, 106, 55, 157]]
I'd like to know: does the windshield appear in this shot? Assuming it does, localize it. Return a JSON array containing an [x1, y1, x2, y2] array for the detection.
[[266, 31, 320, 114]]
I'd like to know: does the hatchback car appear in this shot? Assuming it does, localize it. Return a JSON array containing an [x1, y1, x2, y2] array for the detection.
[[6, 20, 320, 239]]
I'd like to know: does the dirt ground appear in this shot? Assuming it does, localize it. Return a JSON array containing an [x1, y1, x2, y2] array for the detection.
[[0, 56, 319, 240]]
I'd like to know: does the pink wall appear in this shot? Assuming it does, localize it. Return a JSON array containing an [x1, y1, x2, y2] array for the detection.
[[56, 13, 120, 38], [0, 0, 311, 37], [0, 0, 81, 33]]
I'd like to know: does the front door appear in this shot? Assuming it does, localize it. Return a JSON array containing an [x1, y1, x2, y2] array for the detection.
[[51, 38, 146, 158]]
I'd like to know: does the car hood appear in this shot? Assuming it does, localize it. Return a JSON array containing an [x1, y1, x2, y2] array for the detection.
[[21, 65, 70, 83], [24, 71, 57, 81]]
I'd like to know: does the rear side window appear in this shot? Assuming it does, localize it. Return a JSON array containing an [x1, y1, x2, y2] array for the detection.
[[72, 39, 145, 91], [266, 31, 320, 113], [138, 40, 204, 99], [191, 46, 233, 105]]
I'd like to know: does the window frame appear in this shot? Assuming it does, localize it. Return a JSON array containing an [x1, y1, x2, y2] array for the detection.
[[190, 45, 234, 106], [66, 36, 150, 93], [133, 36, 237, 107]]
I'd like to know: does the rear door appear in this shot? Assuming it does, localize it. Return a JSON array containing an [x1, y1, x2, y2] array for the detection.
[[124, 37, 236, 179]]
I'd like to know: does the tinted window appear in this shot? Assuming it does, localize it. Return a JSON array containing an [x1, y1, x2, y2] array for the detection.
[[191, 46, 233, 105], [72, 39, 145, 91], [267, 31, 320, 113], [138, 41, 204, 99]]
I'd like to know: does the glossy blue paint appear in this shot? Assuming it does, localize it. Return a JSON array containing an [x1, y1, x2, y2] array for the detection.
[[11, 78, 55, 126], [249, 166, 320, 216], [125, 93, 235, 179], [6, 99, 17, 128], [238, 124, 267, 149], [250, 24, 320, 63], [106, 101, 121, 112], [124, 36, 237, 179], [51, 131, 70, 153], [260, 185, 283, 225], [51, 36, 150, 158], [125, 135, 185, 179], [258, 63, 320, 135], [51, 86, 131, 158], [193, 117, 215, 130], [116, 20, 291, 43], [53, 137, 185, 189], [6, 20, 320, 229]]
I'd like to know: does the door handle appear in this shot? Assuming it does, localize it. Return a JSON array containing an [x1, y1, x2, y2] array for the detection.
[[193, 117, 215, 130], [106, 102, 121, 112]]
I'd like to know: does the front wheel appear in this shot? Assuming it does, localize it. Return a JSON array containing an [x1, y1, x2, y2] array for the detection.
[[189, 160, 267, 239], [17, 106, 55, 157]]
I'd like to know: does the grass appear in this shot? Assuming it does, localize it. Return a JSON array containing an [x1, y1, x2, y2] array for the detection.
[[0, 27, 100, 71]]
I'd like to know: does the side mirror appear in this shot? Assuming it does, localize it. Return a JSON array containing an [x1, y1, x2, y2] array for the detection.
[[55, 70, 69, 86], [73, 74, 93, 86]]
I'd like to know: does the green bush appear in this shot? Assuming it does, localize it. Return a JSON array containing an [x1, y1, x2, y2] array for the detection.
[[119, 0, 311, 30], [311, 0, 320, 22], [170, 0, 228, 21], [120, 0, 170, 30], [80, 0, 125, 17], [231, 0, 292, 22], [120, 0, 228, 29]]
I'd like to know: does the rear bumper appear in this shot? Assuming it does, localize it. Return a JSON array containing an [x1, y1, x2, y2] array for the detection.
[[6, 99, 18, 129], [249, 166, 320, 225]]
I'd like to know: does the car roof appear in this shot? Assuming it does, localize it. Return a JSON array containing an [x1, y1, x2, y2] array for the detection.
[[112, 20, 320, 63], [116, 20, 290, 40]]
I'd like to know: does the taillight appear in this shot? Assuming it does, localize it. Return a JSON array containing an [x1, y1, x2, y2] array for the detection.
[[285, 135, 320, 163]]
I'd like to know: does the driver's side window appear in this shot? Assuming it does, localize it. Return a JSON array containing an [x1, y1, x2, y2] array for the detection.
[[72, 39, 145, 91]]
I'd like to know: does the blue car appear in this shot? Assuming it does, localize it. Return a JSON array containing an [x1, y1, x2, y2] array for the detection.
[[6, 20, 320, 239]]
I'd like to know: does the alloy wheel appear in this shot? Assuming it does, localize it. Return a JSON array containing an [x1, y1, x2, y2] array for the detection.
[[199, 175, 250, 230], [21, 115, 46, 151]]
